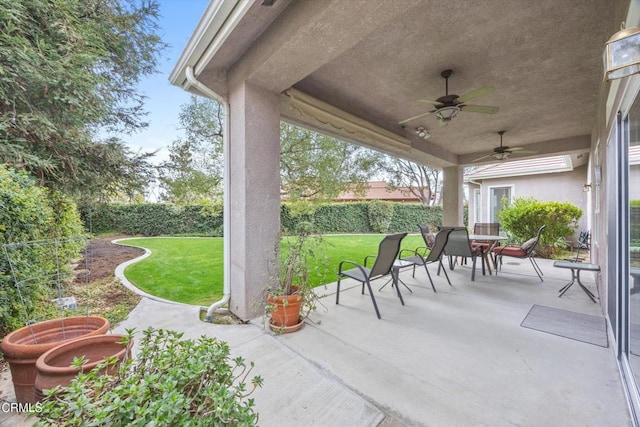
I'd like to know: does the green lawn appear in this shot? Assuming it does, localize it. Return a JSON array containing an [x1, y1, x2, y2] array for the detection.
[[121, 234, 424, 306]]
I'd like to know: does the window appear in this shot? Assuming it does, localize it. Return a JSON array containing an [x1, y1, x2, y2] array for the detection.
[[489, 186, 512, 222], [474, 189, 481, 223]]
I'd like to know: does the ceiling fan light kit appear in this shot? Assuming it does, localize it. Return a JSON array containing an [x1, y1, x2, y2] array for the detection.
[[434, 106, 460, 122], [471, 130, 538, 163], [399, 69, 498, 125]]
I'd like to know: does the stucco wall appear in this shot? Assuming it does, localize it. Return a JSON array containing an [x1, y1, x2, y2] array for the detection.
[[467, 164, 588, 243]]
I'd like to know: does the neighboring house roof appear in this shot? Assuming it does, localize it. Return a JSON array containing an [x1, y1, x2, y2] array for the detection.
[[335, 181, 421, 202], [464, 155, 574, 181]]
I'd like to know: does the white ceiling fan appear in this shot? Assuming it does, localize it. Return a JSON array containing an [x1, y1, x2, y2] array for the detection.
[[473, 131, 538, 162], [399, 69, 499, 126]]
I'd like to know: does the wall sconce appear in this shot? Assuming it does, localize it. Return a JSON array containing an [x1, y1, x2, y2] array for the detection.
[[604, 22, 640, 81], [583, 184, 592, 192], [416, 127, 430, 139]]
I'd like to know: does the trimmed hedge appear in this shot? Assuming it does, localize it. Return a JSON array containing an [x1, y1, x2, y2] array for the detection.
[[82, 204, 224, 236], [81, 202, 449, 236]]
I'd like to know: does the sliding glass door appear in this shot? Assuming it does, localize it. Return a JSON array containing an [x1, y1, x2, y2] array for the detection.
[[628, 98, 640, 384]]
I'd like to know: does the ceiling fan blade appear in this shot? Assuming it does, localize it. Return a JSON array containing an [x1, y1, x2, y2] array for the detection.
[[461, 104, 499, 114], [398, 110, 434, 124], [456, 86, 495, 103], [507, 149, 538, 154], [418, 99, 444, 107], [438, 118, 450, 127], [472, 153, 493, 162]]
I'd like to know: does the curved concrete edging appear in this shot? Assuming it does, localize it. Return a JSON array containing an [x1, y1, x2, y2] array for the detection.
[[112, 238, 193, 307]]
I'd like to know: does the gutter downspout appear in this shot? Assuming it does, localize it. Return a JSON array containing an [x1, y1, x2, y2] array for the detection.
[[185, 66, 231, 322]]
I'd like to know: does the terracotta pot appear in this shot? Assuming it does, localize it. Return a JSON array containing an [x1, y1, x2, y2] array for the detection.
[[268, 293, 303, 329], [34, 334, 132, 401], [0, 316, 109, 404]]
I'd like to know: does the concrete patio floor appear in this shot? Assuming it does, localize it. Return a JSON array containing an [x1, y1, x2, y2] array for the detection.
[[1, 256, 632, 426]]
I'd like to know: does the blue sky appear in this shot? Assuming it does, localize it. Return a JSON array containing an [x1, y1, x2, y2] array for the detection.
[[107, 0, 210, 166]]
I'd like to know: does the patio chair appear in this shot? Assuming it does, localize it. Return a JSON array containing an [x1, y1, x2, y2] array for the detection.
[[572, 229, 590, 262], [417, 223, 436, 248], [472, 222, 501, 268], [399, 228, 453, 292], [492, 225, 546, 282], [441, 227, 485, 281], [472, 222, 500, 249], [336, 232, 407, 319]]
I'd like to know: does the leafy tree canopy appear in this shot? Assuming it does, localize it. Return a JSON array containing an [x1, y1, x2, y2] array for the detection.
[[280, 123, 384, 201], [159, 96, 385, 204], [382, 157, 442, 206], [0, 0, 165, 199], [158, 96, 223, 204]]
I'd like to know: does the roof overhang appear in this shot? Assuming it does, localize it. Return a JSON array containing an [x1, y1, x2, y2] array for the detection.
[[170, 0, 617, 169]]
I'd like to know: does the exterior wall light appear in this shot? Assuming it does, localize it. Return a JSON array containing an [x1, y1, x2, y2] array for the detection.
[[604, 22, 640, 81]]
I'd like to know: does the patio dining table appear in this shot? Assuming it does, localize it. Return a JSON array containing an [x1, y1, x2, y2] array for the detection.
[[468, 234, 508, 275]]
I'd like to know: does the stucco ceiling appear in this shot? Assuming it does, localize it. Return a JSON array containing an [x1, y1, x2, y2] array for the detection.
[[175, 0, 616, 168]]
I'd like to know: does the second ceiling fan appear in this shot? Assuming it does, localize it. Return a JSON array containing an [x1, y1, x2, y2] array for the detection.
[[399, 69, 499, 126], [473, 131, 538, 162]]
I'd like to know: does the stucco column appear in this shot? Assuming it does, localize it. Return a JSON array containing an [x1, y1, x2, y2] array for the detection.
[[228, 81, 281, 320], [442, 166, 464, 226]]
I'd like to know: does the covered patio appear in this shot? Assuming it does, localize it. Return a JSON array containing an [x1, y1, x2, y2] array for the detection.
[[168, 0, 640, 423], [0, 256, 630, 425], [108, 257, 628, 426]]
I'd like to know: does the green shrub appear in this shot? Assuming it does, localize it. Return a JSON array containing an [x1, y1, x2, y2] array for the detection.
[[497, 197, 582, 258], [312, 203, 370, 233], [367, 200, 394, 233], [36, 328, 263, 426], [83, 201, 444, 236], [81, 203, 223, 236], [0, 166, 85, 337]]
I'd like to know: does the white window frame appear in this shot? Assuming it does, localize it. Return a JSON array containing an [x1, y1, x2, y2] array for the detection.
[[487, 184, 514, 223], [474, 189, 481, 224]]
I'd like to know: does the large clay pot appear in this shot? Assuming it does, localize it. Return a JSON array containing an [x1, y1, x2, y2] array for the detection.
[[0, 316, 109, 403], [34, 334, 132, 401], [268, 294, 304, 333]]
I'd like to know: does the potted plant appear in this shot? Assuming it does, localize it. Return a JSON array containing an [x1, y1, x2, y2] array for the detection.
[[266, 222, 327, 334], [34, 333, 133, 401], [0, 315, 110, 404]]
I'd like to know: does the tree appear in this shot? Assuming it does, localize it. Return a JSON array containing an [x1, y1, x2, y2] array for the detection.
[[279, 123, 384, 201], [159, 96, 385, 203], [158, 96, 224, 204], [0, 0, 166, 198], [382, 157, 442, 206]]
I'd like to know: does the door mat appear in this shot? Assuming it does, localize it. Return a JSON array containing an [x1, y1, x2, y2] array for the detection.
[[521, 304, 608, 347]]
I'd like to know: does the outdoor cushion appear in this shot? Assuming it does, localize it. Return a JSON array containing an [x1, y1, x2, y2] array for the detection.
[[493, 246, 527, 257], [520, 237, 538, 251]]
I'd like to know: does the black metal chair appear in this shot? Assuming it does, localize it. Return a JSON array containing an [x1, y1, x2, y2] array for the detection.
[[336, 233, 407, 319], [399, 228, 453, 292], [573, 229, 591, 261], [472, 222, 501, 269], [492, 225, 546, 282], [440, 227, 485, 281], [472, 222, 500, 250]]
